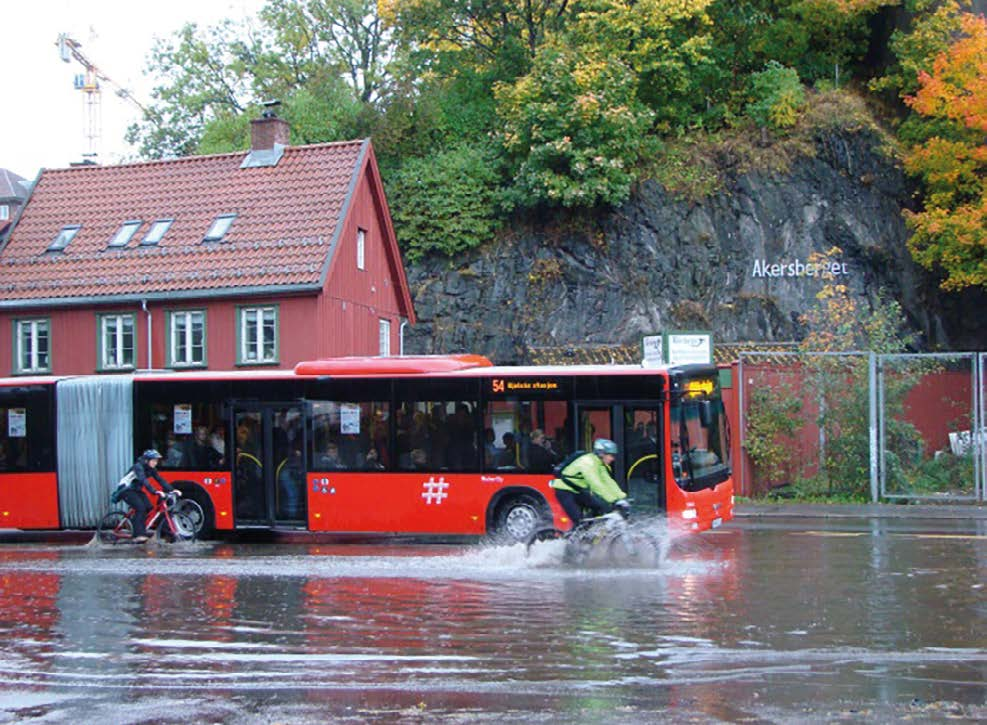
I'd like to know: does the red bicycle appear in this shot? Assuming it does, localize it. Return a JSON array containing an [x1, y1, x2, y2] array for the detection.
[[97, 491, 197, 544]]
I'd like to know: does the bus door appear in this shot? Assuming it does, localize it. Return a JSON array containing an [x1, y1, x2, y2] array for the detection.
[[232, 403, 307, 528], [574, 402, 664, 512]]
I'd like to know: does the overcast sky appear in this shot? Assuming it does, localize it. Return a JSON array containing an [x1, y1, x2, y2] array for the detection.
[[2, 0, 265, 181]]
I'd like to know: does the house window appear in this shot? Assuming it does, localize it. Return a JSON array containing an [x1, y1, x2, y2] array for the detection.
[[237, 305, 278, 364], [0, 205, 9, 221], [379, 319, 391, 357], [357, 228, 366, 270], [98, 313, 136, 370], [142, 219, 173, 246], [108, 220, 142, 248], [204, 214, 236, 242], [48, 225, 81, 252], [167, 310, 206, 368], [14, 319, 50, 374]]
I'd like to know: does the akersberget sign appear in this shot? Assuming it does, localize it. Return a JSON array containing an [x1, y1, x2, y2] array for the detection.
[[751, 258, 849, 278]]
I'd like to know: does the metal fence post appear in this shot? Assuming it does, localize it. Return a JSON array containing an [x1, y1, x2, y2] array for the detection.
[[737, 353, 746, 498], [869, 351, 879, 503]]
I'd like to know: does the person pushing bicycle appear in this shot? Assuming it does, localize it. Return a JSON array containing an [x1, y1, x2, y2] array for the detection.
[[550, 438, 629, 526], [118, 449, 181, 543]]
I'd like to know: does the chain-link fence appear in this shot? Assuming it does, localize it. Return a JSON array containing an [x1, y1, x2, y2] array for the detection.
[[738, 351, 985, 502]]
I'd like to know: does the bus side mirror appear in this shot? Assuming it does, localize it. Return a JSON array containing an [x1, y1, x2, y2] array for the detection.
[[698, 400, 713, 428]]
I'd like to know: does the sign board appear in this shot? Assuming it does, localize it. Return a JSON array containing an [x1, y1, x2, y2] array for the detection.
[[641, 335, 663, 367], [663, 331, 713, 366]]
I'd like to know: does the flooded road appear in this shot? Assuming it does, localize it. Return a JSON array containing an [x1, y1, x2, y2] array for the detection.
[[0, 516, 984, 723]]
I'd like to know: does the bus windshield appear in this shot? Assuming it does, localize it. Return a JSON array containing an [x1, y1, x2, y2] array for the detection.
[[669, 393, 730, 491]]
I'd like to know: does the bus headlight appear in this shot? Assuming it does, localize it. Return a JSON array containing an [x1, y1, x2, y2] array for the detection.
[[682, 509, 697, 520]]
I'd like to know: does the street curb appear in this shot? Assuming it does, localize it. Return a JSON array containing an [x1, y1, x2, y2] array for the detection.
[[736, 503, 987, 520]]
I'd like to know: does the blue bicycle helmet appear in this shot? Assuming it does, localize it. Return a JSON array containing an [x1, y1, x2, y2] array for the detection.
[[141, 448, 163, 461], [593, 438, 618, 456]]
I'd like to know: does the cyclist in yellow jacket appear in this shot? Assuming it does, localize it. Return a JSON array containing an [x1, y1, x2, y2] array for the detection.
[[550, 438, 629, 525]]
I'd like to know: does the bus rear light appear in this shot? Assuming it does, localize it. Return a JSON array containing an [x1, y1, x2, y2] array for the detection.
[[219, 510, 228, 517], [682, 509, 697, 519], [314, 512, 321, 518]]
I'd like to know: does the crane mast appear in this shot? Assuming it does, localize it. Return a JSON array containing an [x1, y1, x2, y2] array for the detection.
[[56, 33, 147, 162]]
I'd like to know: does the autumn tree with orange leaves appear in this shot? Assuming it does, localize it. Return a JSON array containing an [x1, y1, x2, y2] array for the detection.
[[903, 12, 987, 290]]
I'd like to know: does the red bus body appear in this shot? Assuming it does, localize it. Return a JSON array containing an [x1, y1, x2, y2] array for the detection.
[[0, 357, 733, 538]]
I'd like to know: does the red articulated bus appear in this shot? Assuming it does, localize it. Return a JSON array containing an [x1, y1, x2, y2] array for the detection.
[[0, 355, 733, 540]]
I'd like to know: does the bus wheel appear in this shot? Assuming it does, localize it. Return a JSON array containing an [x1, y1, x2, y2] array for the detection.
[[494, 495, 545, 544], [177, 487, 215, 539]]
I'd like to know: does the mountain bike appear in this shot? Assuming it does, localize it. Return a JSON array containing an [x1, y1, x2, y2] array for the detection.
[[97, 490, 197, 544], [525, 507, 662, 567]]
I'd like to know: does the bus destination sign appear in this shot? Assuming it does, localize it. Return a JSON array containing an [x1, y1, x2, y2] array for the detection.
[[490, 379, 561, 394]]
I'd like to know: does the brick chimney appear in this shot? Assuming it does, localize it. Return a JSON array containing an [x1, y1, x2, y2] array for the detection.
[[250, 101, 290, 151]]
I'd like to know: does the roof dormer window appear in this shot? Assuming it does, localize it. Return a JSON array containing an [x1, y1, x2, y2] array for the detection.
[[47, 224, 81, 252], [203, 213, 236, 242], [108, 220, 143, 248], [141, 219, 173, 246]]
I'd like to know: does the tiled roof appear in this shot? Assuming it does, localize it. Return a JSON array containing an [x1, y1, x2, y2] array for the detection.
[[526, 341, 800, 366], [0, 141, 367, 305], [0, 168, 28, 201]]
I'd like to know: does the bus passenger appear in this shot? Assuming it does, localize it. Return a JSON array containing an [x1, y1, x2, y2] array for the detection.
[[526, 429, 558, 473], [118, 449, 181, 543], [318, 442, 346, 470], [550, 438, 629, 525], [362, 447, 385, 471]]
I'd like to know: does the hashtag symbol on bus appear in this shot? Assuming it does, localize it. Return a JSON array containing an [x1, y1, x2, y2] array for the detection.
[[421, 477, 449, 505]]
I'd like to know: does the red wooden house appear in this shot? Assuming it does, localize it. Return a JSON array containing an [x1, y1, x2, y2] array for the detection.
[[0, 114, 415, 376]]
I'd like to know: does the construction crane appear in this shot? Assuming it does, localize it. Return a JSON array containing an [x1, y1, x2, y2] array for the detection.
[[56, 33, 148, 161]]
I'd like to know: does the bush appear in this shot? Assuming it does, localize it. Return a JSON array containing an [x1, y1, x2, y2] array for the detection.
[[747, 61, 806, 131], [387, 144, 501, 262], [495, 45, 655, 209]]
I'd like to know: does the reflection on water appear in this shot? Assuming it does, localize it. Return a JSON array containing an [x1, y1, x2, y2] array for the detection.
[[0, 520, 984, 722]]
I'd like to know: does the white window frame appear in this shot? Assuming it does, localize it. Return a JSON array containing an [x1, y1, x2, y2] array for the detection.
[[379, 319, 391, 357], [204, 214, 236, 242], [98, 313, 136, 371], [237, 305, 279, 365], [0, 205, 9, 221], [48, 224, 81, 252], [357, 228, 366, 270], [168, 310, 206, 368], [141, 219, 173, 246], [109, 220, 143, 248], [14, 319, 50, 374]]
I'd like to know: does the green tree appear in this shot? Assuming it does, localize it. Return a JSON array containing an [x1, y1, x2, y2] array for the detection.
[[746, 61, 806, 131], [128, 0, 390, 158], [386, 143, 501, 261], [495, 45, 655, 208]]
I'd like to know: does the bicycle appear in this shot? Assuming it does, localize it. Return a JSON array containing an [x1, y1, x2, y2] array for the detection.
[[525, 506, 662, 567], [97, 491, 197, 544]]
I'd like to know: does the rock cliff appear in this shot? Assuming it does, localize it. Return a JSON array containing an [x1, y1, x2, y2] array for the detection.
[[403, 128, 984, 363]]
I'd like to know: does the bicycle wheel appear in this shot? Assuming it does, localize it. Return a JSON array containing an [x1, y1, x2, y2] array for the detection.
[[97, 511, 132, 544], [174, 499, 204, 534], [524, 526, 563, 556], [607, 528, 662, 568]]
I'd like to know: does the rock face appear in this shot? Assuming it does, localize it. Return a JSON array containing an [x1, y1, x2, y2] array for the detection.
[[403, 129, 984, 363]]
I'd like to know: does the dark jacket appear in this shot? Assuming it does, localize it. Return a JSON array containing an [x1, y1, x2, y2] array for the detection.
[[125, 460, 174, 497]]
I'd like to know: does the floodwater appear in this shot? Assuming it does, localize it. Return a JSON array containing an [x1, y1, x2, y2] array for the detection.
[[0, 517, 984, 724]]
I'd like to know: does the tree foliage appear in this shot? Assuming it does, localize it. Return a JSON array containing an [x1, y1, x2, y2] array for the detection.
[[495, 45, 655, 208], [121, 0, 984, 276], [902, 12, 987, 290]]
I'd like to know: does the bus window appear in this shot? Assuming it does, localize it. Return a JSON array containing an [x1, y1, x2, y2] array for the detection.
[[395, 399, 477, 471], [482, 399, 567, 472], [669, 395, 730, 491], [0, 388, 54, 473], [310, 400, 390, 471], [624, 408, 660, 508], [147, 401, 225, 470]]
